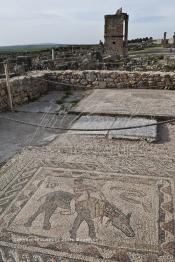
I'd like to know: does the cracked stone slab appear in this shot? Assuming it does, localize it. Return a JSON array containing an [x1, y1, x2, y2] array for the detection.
[[109, 117, 157, 141], [71, 89, 175, 118], [69, 115, 115, 135], [69, 115, 157, 141]]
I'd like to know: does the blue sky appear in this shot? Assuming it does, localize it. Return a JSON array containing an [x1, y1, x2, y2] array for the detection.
[[0, 0, 174, 46]]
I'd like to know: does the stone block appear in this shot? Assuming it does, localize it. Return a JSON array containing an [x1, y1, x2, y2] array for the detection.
[[99, 81, 107, 88]]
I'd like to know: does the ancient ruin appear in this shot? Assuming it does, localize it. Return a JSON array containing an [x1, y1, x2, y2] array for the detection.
[[162, 32, 168, 47], [0, 5, 175, 262], [104, 8, 129, 56], [173, 32, 175, 46]]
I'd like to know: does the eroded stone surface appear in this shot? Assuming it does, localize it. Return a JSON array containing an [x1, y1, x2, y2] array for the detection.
[[72, 89, 175, 118], [69, 115, 157, 141], [0, 89, 89, 163], [69, 115, 115, 135], [0, 129, 175, 261], [110, 117, 157, 141]]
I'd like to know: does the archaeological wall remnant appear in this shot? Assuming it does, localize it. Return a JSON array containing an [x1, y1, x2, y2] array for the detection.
[[0, 71, 48, 111], [173, 32, 175, 46], [162, 32, 168, 47], [104, 8, 129, 56], [1, 70, 175, 112]]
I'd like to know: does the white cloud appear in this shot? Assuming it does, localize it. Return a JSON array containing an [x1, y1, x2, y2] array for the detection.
[[0, 0, 174, 45]]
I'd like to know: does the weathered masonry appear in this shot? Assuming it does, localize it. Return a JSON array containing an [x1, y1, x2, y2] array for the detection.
[[0, 71, 48, 111], [104, 8, 129, 56], [1, 70, 175, 111]]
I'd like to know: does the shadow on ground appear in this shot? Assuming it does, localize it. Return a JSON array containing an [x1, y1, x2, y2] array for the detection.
[[0, 89, 90, 164]]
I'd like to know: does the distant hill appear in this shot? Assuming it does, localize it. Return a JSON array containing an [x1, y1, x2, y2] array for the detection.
[[0, 43, 67, 53]]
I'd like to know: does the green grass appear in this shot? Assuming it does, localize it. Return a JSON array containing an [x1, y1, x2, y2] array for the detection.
[[0, 44, 67, 54], [0, 44, 97, 54], [129, 46, 166, 55]]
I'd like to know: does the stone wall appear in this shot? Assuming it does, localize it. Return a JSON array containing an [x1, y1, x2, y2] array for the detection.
[[0, 71, 48, 111], [46, 70, 175, 90], [1, 70, 175, 111]]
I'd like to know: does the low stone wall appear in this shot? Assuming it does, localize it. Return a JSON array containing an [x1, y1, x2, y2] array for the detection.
[[46, 70, 175, 90], [1, 70, 175, 111], [0, 71, 48, 111]]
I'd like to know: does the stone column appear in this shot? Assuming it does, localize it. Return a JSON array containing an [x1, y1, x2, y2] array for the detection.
[[123, 14, 129, 56], [52, 48, 55, 60], [163, 32, 167, 47], [173, 32, 175, 46]]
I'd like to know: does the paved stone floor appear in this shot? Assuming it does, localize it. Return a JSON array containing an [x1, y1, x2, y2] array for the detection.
[[0, 122, 175, 261], [0, 89, 89, 164], [72, 89, 175, 118], [69, 115, 157, 141]]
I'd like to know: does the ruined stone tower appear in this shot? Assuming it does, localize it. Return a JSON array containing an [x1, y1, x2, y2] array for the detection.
[[173, 32, 175, 46], [104, 8, 129, 56], [163, 32, 167, 47]]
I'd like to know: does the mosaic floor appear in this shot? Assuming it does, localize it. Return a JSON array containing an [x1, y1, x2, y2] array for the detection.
[[0, 132, 175, 262]]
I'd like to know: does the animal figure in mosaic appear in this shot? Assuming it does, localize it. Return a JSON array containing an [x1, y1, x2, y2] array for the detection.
[[24, 191, 73, 230], [0, 249, 7, 262], [24, 190, 135, 240], [70, 196, 135, 240], [0, 248, 20, 262]]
